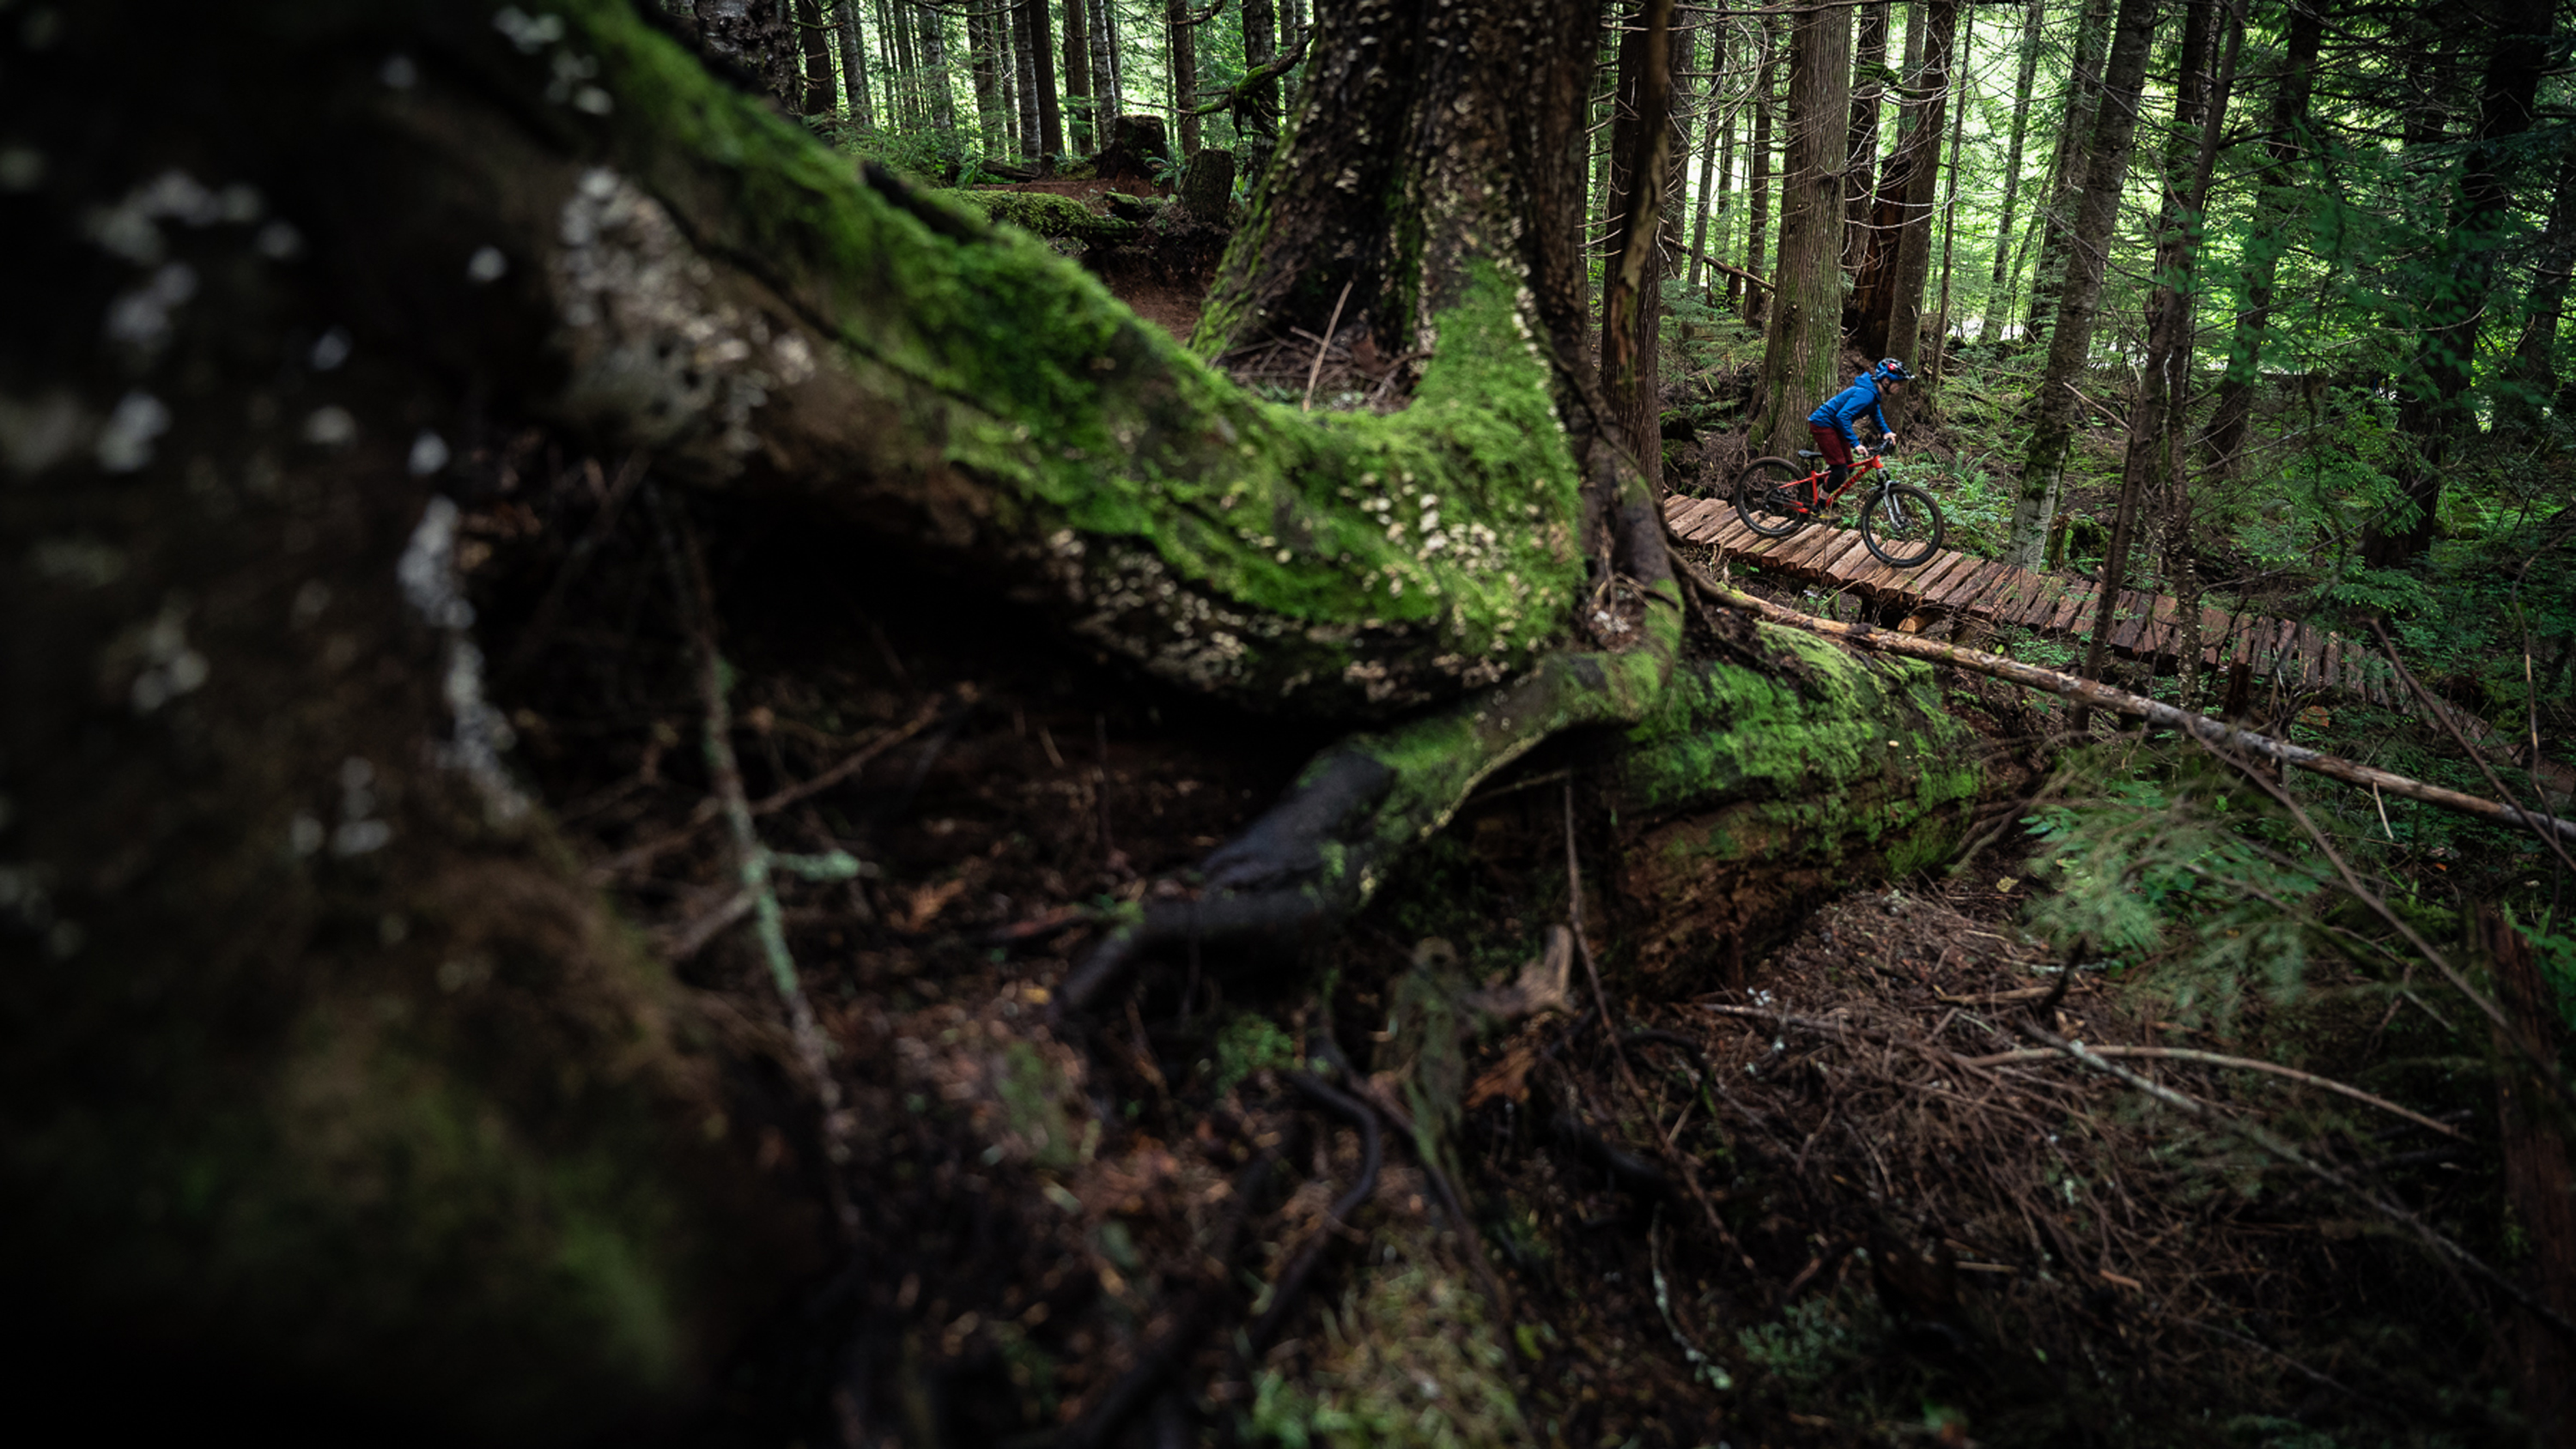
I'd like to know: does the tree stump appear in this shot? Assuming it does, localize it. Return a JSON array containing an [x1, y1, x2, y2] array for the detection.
[[1175, 147, 1236, 221], [1096, 113, 1171, 180]]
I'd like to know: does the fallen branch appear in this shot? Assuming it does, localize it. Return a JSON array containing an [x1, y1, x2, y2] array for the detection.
[[1667, 547, 2576, 845], [1958, 1045, 2463, 1139], [649, 486, 860, 1234]]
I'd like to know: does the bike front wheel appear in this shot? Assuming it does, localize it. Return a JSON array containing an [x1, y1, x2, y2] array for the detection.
[[1859, 483, 1945, 567], [1734, 456, 1811, 538]]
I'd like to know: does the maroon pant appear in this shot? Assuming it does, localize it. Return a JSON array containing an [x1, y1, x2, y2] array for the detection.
[[1807, 423, 1853, 468]]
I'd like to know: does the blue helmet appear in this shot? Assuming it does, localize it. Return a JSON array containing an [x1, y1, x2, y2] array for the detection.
[[1874, 357, 1915, 384]]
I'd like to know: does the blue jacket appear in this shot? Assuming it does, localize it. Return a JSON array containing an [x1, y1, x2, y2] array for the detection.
[[1807, 373, 1893, 447]]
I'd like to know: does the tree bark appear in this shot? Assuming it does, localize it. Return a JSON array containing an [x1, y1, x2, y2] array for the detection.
[[1062, 0, 1093, 152], [835, 0, 876, 125], [1741, 9, 1778, 326], [2362, 0, 2554, 567], [1090, 0, 1121, 119], [2201, 0, 2325, 476], [1880, 0, 1957, 373], [1842, 0, 1888, 274], [1013, 0, 1042, 159], [2022, 0, 2113, 348], [2077, 0, 2236, 720], [794, 0, 835, 116], [968, 0, 1007, 152], [1165, 0, 1201, 156], [1927, 6, 1970, 382], [1751, 0, 1852, 458], [914, 1, 955, 130], [696, 0, 800, 107], [1024, 0, 1062, 158], [1601, 2, 1678, 464], [1975, 0, 2043, 343], [1684, 16, 1728, 291], [2003, 0, 2159, 569]]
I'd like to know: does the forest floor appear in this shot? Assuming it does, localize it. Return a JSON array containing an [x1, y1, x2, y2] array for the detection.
[[450, 248, 2537, 1442]]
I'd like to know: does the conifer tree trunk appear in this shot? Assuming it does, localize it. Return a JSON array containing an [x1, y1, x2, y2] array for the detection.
[[1928, 8, 1970, 381], [1061, 0, 1092, 151], [696, 0, 801, 106], [1843, 0, 1889, 273], [1236, 0, 1279, 161], [1741, 11, 1777, 325], [1166, 0, 1201, 156], [1752, 0, 1853, 457], [1602, 1, 1679, 464], [914, 1, 955, 130], [2079, 0, 2236, 715], [968, 0, 1006, 151], [835, 0, 876, 124], [1013, 0, 1042, 159], [2003, 0, 2159, 568], [1027, 0, 1063, 157], [2200, 0, 2324, 476], [1685, 18, 1728, 291], [1881, 0, 1958, 373], [796, 0, 835, 115], [2023, 0, 2113, 347], [1977, 0, 2044, 343], [2363, 0, 2554, 567], [1089, 0, 1121, 118]]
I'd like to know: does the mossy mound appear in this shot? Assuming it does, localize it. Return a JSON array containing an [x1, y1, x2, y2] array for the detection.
[[943, 188, 1141, 245]]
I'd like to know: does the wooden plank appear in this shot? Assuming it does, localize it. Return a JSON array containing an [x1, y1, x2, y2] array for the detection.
[[2300, 624, 2331, 689], [2258, 617, 2300, 682], [1909, 552, 1972, 602], [1951, 563, 2017, 615], [2000, 573, 2062, 627], [1844, 552, 1909, 598], [1811, 531, 1878, 581], [2049, 581, 2099, 634], [1766, 525, 1843, 573], [2105, 591, 2149, 653], [2320, 634, 2343, 691], [1912, 552, 1976, 601], [1935, 560, 2002, 609], [1668, 498, 1723, 538], [1981, 567, 2049, 623]]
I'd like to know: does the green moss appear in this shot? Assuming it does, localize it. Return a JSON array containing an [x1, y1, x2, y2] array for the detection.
[[1612, 624, 1984, 872], [1240, 1236, 1522, 1448], [936, 188, 1140, 244], [569, 0, 1591, 712]]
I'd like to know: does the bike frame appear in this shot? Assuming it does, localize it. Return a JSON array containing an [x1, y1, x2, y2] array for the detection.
[[1786, 451, 1891, 518]]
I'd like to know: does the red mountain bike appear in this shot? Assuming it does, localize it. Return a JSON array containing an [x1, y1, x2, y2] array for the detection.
[[1733, 445, 1945, 568]]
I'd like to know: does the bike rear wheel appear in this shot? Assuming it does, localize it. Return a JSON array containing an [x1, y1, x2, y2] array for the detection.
[[1859, 482, 1945, 567], [1734, 456, 1811, 538]]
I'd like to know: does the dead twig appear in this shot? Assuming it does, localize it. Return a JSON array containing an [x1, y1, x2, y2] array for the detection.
[[648, 484, 860, 1234], [1958, 1045, 2462, 1139]]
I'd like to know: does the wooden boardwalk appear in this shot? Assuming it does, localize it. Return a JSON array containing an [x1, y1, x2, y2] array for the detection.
[[1663, 494, 2406, 709]]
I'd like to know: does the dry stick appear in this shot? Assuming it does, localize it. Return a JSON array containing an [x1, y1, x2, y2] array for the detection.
[[1665, 544, 2576, 845], [2371, 618, 2576, 880], [2017, 1019, 2576, 1343], [651, 487, 860, 1234], [1959, 1045, 2462, 1138], [586, 705, 940, 882], [2184, 728, 2576, 1116], [1564, 781, 1757, 1276], [1300, 279, 1354, 413]]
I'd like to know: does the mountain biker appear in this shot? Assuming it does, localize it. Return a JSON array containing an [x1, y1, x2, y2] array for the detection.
[[1806, 357, 1912, 505]]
